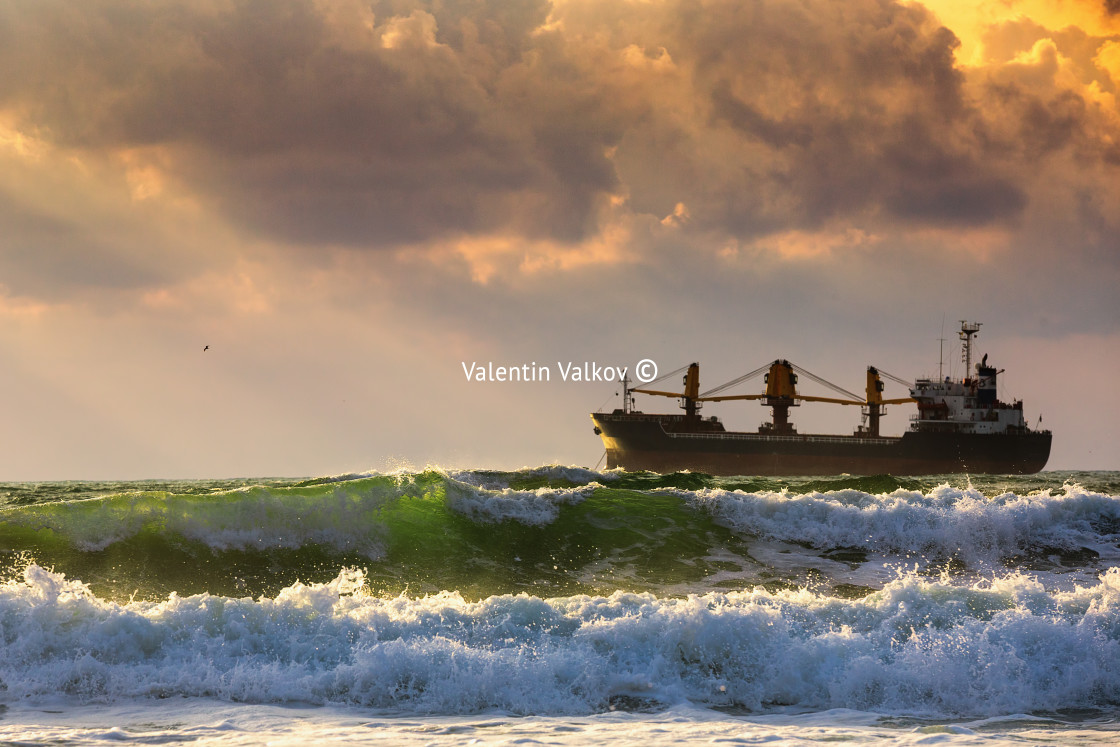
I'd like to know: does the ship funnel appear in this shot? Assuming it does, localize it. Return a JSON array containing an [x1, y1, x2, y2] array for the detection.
[[975, 354, 998, 406]]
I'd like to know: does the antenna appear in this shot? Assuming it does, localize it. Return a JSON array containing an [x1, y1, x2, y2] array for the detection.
[[938, 314, 946, 380]]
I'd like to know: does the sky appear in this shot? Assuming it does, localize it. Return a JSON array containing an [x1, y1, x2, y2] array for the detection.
[[1, 0, 1118, 479]]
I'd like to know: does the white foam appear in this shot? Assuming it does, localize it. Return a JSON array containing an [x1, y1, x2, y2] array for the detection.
[[3, 701, 1103, 747], [682, 483, 1120, 566], [443, 476, 598, 525], [1, 564, 1118, 719], [445, 464, 616, 490]]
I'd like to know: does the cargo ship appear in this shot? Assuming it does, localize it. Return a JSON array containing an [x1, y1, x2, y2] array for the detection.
[[591, 322, 1051, 475]]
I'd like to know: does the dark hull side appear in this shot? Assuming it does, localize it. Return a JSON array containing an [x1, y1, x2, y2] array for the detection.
[[591, 412, 1052, 476]]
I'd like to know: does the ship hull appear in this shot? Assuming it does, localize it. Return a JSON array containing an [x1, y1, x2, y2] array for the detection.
[[591, 412, 1052, 476]]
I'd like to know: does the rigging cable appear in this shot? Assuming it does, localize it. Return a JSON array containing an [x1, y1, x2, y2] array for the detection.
[[788, 363, 863, 402], [872, 367, 913, 389], [630, 362, 692, 391], [698, 362, 773, 398]]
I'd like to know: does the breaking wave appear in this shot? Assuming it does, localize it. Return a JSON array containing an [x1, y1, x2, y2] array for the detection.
[[1, 564, 1117, 717]]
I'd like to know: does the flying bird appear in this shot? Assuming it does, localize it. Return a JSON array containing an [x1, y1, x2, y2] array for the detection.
[[203, 345, 209, 351]]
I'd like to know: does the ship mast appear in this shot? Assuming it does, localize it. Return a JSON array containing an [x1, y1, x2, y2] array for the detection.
[[959, 321, 982, 378], [628, 362, 702, 418]]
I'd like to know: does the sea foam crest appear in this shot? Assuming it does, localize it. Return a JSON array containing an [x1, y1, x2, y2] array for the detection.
[[682, 483, 1120, 564], [443, 476, 599, 525], [445, 465, 616, 490], [2, 564, 1118, 716]]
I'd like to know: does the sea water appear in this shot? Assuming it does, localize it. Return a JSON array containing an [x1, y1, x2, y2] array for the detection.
[[1, 469, 1118, 744]]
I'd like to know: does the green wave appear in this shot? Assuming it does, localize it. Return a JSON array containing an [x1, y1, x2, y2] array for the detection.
[[1, 469, 1112, 603], [0, 472, 769, 602]]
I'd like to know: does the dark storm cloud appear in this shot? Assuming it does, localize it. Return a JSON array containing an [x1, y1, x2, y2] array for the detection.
[[0, 0, 623, 246], [1, 0, 1117, 255], [656, 0, 1035, 231]]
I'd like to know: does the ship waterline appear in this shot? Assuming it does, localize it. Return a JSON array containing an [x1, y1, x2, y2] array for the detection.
[[591, 412, 1053, 476]]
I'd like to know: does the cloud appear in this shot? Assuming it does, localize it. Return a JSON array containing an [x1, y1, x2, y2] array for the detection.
[[0, 0, 630, 248], [0, 0, 1116, 298], [0, 120, 220, 301]]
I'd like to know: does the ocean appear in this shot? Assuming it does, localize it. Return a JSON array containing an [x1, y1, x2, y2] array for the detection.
[[1, 468, 1118, 745]]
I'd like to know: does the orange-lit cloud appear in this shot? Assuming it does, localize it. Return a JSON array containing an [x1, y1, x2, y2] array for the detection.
[[0, 0, 1116, 325], [920, 0, 1120, 65], [2, 1, 1115, 260]]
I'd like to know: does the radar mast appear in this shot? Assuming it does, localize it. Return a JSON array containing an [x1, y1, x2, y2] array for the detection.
[[959, 321, 982, 377]]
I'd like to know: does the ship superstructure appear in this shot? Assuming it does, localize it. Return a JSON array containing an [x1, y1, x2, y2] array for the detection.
[[591, 322, 1051, 475], [909, 322, 1035, 437]]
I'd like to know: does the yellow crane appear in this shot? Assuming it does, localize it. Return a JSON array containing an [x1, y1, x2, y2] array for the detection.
[[628, 360, 915, 436]]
